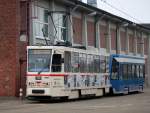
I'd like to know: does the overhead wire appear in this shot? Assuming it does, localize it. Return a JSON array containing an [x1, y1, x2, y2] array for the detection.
[[100, 0, 143, 23]]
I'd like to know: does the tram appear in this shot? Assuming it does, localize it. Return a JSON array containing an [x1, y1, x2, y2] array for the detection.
[[26, 46, 111, 100], [109, 54, 145, 94]]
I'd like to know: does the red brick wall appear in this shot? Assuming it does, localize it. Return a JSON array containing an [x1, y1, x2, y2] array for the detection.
[[111, 29, 116, 50], [120, 31, 126, 51], [87, 21, 95, 46], [0, 0, 20, 96], [100, 25, 107, 48], [72, 17, 82, 45]]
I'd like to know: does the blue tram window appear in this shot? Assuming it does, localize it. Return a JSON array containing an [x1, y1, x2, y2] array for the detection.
[[111, 59, 119, 80]]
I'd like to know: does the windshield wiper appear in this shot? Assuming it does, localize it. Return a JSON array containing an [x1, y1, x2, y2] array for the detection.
[[38, 59, 50, 74], [38, 64, 49, 74]]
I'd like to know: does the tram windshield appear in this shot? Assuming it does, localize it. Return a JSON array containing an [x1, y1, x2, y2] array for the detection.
[[28, 49, 52, 72]]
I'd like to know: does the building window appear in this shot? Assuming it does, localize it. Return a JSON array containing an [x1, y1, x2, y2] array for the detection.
[[111, 29, 116, 50], [129, 34, 134, 53], [73, 17, 82, 44], [87, 21, 95, 46], [53, 13, 67, 41], [144, 38, 149, 55], [137, 37, 142, 54], [34, 6, 49, 39], [120, 31, 126, 51], [100, 25, 107, 48]]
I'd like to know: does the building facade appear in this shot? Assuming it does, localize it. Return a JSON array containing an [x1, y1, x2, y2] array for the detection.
[[0, 0, 149, 97]]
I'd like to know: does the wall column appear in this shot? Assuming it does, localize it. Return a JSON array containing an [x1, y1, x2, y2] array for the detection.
[[141, 32, 145, 56], [106, 21, 111, 53], [117, 26, 121, 54], [82, 14, 88, 48], [134, 30, 138, 55], [126, 28, 129, 54], [95, 19, 100, 49]]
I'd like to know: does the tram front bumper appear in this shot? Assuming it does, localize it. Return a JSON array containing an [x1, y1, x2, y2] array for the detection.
[[26, 88, 51, 97]]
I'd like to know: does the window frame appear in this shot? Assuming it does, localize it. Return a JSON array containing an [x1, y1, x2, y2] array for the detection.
[[33, 6, 49, 40], [53, 13, 68, 41]]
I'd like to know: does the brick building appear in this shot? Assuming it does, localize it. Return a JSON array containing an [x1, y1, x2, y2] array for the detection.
[[0, 0, 150, 97]]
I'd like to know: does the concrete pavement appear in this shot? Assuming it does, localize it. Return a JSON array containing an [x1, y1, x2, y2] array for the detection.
[[0, 88, 150, 113]]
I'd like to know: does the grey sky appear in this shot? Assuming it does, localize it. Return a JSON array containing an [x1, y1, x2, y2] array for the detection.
[[83, 0, 150, 23]]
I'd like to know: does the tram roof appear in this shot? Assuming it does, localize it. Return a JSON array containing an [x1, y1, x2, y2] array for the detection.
[[114, 57, 145, 64], [27, 46, 103, 55]]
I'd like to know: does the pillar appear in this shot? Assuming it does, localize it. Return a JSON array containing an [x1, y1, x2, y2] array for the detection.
[[82, 14, 88, 48]]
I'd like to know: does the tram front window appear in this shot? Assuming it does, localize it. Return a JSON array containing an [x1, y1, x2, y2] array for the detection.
[[28, 49, 52, 72]]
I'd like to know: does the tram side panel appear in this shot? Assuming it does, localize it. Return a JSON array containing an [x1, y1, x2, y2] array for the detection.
[[26, 46, 111, 100]]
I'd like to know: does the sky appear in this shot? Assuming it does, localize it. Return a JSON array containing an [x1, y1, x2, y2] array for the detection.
[[82, 0, 150, 23]]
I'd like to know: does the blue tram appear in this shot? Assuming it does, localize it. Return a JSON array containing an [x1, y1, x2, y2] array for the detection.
[[109, 54, 145, 94]]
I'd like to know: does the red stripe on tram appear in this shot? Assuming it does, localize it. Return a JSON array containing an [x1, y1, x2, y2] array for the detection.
[[27, 74, 65, 76]]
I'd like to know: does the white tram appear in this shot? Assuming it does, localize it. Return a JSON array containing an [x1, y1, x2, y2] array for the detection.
[[26, 46, 111, 100]]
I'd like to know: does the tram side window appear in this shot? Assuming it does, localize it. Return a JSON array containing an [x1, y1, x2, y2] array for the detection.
[[72, 52, 79, 72], [139, 65, 144, 78], [51, 54, 62, 72], [94, 55, 100, 73], [87, 55, 94, 73], [132, 65, 135, 79], [136, 65, 140, 78], [134, 65, 138, 78], [123, 64, 128, 80], [100, 56, 106, 73], [79, 53, 87, 73], [128, 64, 132, 80], [64, 51, 71, 72], [111, 59, 119, 80]]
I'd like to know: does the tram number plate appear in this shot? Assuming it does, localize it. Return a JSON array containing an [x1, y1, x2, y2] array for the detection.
[[35, 76, 42, 80], [36, 82, 42, 87]]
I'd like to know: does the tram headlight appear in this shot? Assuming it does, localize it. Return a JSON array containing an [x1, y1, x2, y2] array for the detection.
[[28, 82, 35, 87]]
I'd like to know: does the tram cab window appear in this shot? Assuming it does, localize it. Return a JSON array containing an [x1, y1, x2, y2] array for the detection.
[[51, 54, 62, 72], [111, 59, 119, 80], [28, 49, 52, 72]]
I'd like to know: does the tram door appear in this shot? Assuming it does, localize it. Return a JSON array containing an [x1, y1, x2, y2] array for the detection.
[[51, 52, 64, 72]]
